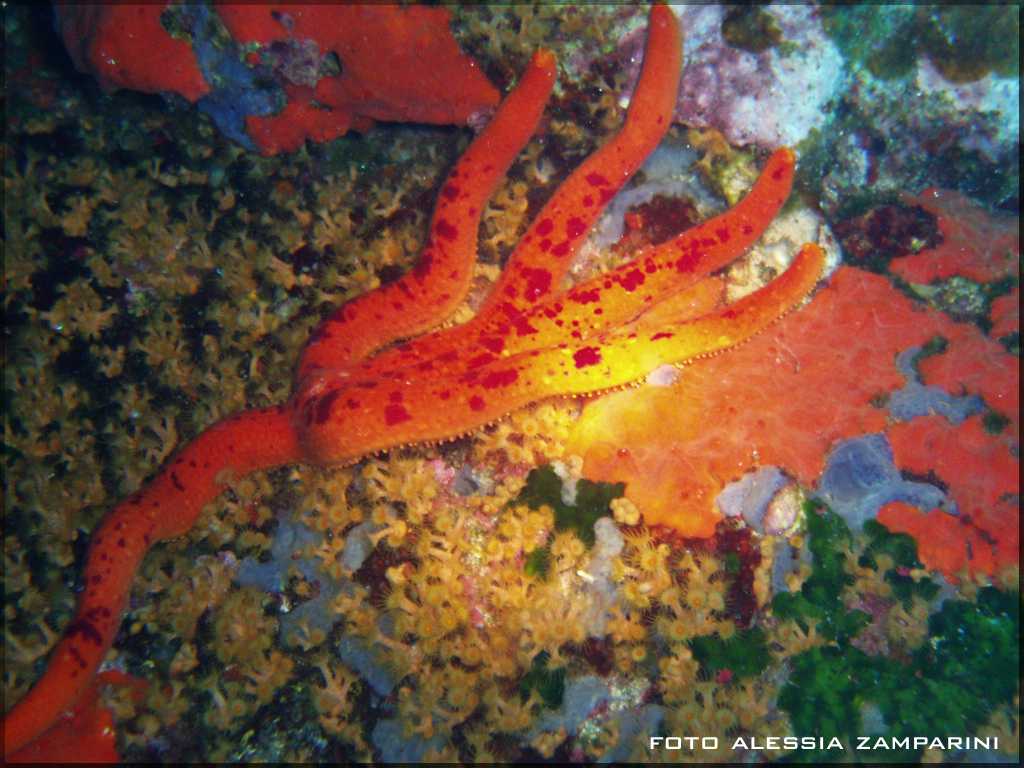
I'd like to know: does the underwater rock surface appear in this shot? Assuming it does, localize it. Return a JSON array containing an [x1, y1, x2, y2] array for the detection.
[[4, 3, 1018, 763]]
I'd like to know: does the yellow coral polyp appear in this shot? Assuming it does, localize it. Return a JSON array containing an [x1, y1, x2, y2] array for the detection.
[[715, 619, 736, 640], [497, 515, 523, 542], [312, 656, 358, 730], [684, 589, 708, 614], [245, 649, 294, 703], [621, 525, 654, 557], [169, 641, 199, 677], [660, 616, 693, 644], [212, 588, 276, 666], [484, 537, 506, 561], [485, 686, 537, 733], [850, 552, 895, 599], [437, 603, 466, 635], [770, 618, 825, 658], [522, 507, 553, 546], [708, 590, 727, 614], [285, 619, 327, 651], [638, 541, 670, 574], [383, 582, 420, 618], [608, 609, 647, 644], [977, 698, 1020, 757], [455, 639, 484, 668], [622, 579, 653, 609], [611, 496, 641, 526], [550, 530, 587, 569], [370, 517, 410, 550], [885, 596, 931, 651], [473, 402, 574, 465], [753, 536, 775, 608], [202, 678, 250, 730], [531, 726, 569, 759], [727, 679, 768, 729]]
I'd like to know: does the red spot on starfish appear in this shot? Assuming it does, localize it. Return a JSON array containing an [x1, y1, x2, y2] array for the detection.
[[566, 216, 586, 239], [522, 267, 552, 301], [384, 403, 412, 425], [619, 269, 645, 292], [467, 353, 496, 369], [434, 219, 458, 242], [481, 369, 519, 389], [574, 347, 602, 368], [572, 288, 601, 305]]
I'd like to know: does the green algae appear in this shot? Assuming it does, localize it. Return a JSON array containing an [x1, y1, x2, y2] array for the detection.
[[859, 520, 940, 609], [911, 274, 1020, 337], [908, 334, 948, 378], [820, 6, 919, 81], [781, 587, 1019, 762], [982, 410, 1011, 436], [771, 500, 870, 644], [519, 650, 566, 709], [512, 465, 624, 548], [524, 545, 551, 579], [930, 276, 988, 323], [998, 331, 1020, 357], [688, 626, 770, 680], [919, 6, 1020, 84], [774, 501, 1019, 763], [721, 7, 783, 55], [923, 586, 1019, 720], [821, 6, 1020, 84]]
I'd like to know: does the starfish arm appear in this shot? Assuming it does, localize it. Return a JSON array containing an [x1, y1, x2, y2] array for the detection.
[[540, 243, 825, 394], [619, 273, 726, 329], [651, 148, 796, 273], [2, 406, 299, 757], [296, 49, 556, 383], [478, 3, 683, 314], [616, 241, 825, 348], [352, 4, 682, 379], [356, 147, 794, 381], [297, 244, 825, 465], [474, 148, 797, 356]]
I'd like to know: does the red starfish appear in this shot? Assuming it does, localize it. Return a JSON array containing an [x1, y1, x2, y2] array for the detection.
[[3, 5, 823, 757]]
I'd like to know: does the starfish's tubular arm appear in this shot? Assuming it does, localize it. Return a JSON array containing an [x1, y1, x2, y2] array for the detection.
[[541, 243, 825, 394], [638, 147, 796, 279], [359, 147, 794, 382], [296, 49, 557, 383], [478, 4, 683, 316], [611, 241, 826, 357], [618, 273, 727, 329], [297, 244, 825, 465], [540, 243, 825, 395], [473, 148, 797, 356], [2, 406, 299, 757], [353, 4, 683, 380]]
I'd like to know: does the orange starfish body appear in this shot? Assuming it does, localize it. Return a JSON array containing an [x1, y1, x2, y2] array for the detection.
[[3, 5, 824, 757]]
